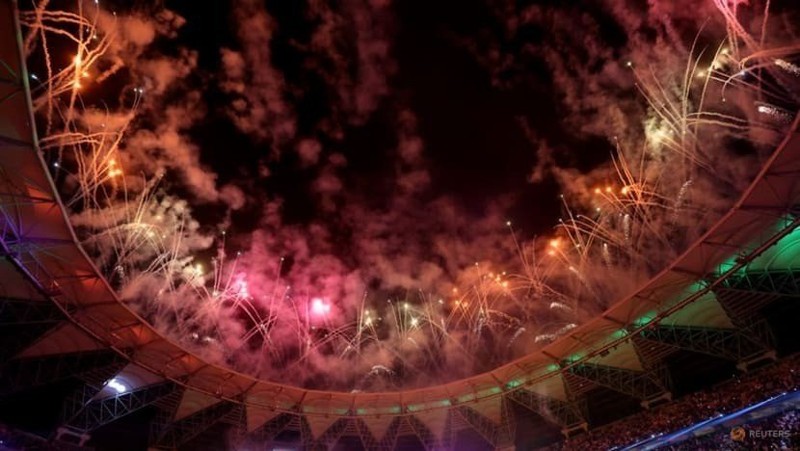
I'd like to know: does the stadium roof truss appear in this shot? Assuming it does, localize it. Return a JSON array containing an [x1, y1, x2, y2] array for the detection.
[[1, 1, 800, 449]]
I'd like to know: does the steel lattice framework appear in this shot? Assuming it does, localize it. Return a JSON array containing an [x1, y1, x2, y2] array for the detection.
[[1, 0, 800, 449]]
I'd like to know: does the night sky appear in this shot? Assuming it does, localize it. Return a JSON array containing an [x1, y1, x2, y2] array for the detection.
[[131, 0, 634, 387], [22, 0, 800, 389], [158, 0, 614, 239]]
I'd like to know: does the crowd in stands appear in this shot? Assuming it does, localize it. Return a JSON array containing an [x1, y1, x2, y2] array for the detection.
[[554, 354, 800, 450], [670, 410, 799, 450]]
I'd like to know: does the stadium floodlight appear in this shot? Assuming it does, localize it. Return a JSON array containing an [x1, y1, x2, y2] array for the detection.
[[105, 378, 127, 394]]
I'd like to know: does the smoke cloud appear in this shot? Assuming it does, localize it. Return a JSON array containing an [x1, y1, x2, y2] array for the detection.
[[25, 0, 799, 390]]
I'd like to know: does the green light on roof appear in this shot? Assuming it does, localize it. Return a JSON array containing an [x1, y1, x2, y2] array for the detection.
[[716, 216, 800, 275], [688, 281, 707, 292], [408, 398, 452, 412], [565, 352, 584, 363], [716, 254, 745, 276], [747, 219, 800, 271], [476, 386, 501, 398], [547, 363, 560, 372], [611, 329, 628, 340], [458, 393, 476, 403], [633, 312, 656, 327], [356, 408, 367, 415], [505, 379, 523, 389]]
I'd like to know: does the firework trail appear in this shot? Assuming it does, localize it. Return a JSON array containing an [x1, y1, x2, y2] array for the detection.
[[20, 0, 799, 390]]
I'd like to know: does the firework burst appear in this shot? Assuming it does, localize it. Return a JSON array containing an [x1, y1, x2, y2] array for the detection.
[[20, 0, 799, 390]]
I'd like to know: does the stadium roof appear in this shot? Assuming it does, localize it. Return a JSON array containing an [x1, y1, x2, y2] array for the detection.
[[1, 1, 799, 448]]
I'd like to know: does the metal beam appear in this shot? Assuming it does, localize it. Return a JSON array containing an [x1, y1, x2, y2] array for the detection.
[[565, 363, 668, 402], [630, 335, 678, 370], [212, 404, 247, 447], [498, 395, 516, 448], [377, 417, 403, 451], [629, 337, 674, 396], [506, 388, 584, 429], [248, 412, 294, 444], [66, 381, 177, 431], [406, 415, 440, 451], [353, 418, 382, 451], [146, 385, 190, 448], [454, 406, 499, 447], [4, 236, 78, 256], [295, 413, 315, 449], [442, 411, 456, 450], [721, 269, 800, 297], [310, 418, 349, 451], [0, 349, 126, 396], [0, 233, 66, 299], [637, 324, 770, 363], [59, 357, 131, 428], [151, 399, 236, 449], [712, 286, 779, 351]]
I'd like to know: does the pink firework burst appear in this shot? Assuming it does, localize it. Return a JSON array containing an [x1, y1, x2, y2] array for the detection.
[[310, 297, 331, 316]]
